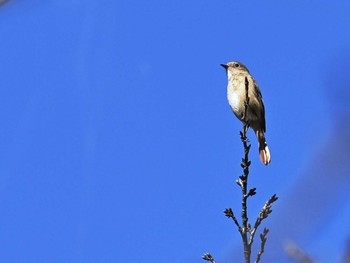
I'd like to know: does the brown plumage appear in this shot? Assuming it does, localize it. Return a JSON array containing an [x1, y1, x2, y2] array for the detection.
[[221, 61, 271, 165]]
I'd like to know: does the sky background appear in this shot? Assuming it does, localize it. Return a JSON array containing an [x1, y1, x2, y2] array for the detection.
[[1, 0, 350, 262]]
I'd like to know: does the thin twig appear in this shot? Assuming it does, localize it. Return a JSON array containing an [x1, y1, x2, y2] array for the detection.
[[202, 253, 217, 263], [224, 208, 241, 231], [249, 194, 278, 247], [255, 228, 269, 263]]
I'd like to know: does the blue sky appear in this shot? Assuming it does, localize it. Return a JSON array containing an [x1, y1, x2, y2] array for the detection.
[[1, 0, 350, 262]]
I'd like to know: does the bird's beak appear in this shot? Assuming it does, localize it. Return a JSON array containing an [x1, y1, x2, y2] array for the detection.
[[220, 64, 228, 69]]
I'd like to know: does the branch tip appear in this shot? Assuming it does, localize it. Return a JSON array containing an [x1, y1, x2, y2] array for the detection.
[[202, 253, 216, 263]]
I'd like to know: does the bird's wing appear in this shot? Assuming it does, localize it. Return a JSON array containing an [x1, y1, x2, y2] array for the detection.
[[253, 80, 266, 132]]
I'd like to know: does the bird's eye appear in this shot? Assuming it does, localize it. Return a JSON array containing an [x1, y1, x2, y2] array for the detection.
[[234, 63, 239, 68]]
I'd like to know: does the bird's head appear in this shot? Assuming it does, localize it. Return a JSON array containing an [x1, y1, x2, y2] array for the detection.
[[220, 61, 250, 76]]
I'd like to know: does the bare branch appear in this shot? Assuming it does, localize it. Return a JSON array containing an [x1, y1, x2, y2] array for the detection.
[[224, 208, 241, 231], [255, 228, 269, 263], [238, 77, 253, 263], [202, 253, 217, 263]]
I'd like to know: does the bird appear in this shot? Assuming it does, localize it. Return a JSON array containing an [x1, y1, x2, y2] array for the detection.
[[221, 61, 271, 165]]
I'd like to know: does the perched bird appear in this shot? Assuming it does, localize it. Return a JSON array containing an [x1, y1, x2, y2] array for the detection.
[[221, 61, 271, 165]]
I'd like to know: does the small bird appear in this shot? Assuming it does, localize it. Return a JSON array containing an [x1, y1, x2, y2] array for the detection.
[[221, 61, 271, 165]]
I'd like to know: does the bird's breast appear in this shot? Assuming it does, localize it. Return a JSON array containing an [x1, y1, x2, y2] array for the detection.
[[227, 77, 246, 115]]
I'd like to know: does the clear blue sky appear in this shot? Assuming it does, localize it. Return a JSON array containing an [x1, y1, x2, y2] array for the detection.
[[1, 1, 350, 262]]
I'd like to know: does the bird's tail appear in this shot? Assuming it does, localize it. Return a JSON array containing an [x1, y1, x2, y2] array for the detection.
[[256, 130, 271, 165]]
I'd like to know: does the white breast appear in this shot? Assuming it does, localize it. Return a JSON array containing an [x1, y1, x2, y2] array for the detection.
[[227, 75, 245, 114]]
